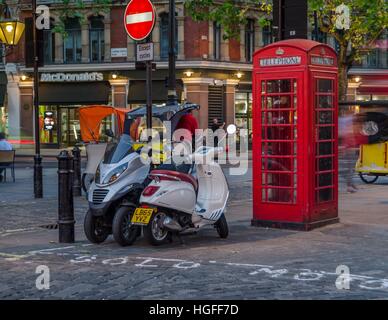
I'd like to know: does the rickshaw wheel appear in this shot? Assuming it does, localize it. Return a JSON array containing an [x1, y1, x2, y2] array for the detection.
[[359, 173, 379, 184]]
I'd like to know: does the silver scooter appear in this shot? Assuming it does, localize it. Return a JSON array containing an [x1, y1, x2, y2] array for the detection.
[[84, 133, 150, 245], [84, 102, 201, 246]]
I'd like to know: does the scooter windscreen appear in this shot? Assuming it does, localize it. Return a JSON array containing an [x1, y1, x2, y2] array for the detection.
[[103, 134, 135, 164]]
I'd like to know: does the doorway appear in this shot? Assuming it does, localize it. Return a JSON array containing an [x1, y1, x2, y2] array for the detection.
[[39, 105, 80, 148], [59, 107, 80, 147]]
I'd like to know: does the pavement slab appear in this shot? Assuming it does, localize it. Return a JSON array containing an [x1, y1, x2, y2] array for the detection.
[[1, 163, 388, 299]]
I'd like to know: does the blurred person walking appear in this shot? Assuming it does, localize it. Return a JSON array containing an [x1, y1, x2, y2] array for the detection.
[[211, 118, 225, 146], [339, 112, 359, 193]]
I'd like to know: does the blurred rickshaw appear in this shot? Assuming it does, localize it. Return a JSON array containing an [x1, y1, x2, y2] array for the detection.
[[354, 111, 388, 184]]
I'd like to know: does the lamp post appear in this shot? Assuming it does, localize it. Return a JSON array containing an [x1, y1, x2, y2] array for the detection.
[[167, 0, 177, 104], [32, 0, 42, 198]]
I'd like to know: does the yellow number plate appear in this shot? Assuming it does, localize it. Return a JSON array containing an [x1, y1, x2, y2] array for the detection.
[[131, 208, 154, 225]]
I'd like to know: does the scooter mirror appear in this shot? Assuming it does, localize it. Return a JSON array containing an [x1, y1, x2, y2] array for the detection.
[[227, 124, 237, 135], [105, 129, 114, 138]]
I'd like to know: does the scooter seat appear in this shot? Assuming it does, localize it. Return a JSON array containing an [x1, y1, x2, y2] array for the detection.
[[149, 169, 198, 191]]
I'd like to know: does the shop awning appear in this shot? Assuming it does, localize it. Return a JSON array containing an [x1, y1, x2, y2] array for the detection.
[[39, 82, 111, 105], [357, 80, 388, 95], [128, 80, 183, 104]]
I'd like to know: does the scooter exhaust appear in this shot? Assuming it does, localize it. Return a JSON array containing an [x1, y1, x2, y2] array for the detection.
[[162, 216, 183, 231]]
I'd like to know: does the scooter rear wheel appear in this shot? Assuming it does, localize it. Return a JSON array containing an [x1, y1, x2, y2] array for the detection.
[[112, 205, 141, 246], [215, 213, 229, 239], [84, 210, 110, 244], [144, 211, 170, 246]]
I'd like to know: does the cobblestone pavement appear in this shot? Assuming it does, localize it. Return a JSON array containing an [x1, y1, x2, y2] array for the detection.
[[1, 162, 388, 299]]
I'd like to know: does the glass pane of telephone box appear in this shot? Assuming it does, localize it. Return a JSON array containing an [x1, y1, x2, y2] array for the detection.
[[267, 80, 292, 93], [317, 79, 333, 93]]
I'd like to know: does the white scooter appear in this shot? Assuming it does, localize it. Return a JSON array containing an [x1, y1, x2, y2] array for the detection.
[[128, 126, 235, 246]]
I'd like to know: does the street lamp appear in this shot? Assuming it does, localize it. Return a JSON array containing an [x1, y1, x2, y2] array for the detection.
[[0, 5, 25, 46], [0, 20, 25, 46]]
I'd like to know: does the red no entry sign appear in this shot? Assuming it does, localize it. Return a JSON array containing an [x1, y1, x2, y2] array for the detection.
[[124, 0, 156, 41]]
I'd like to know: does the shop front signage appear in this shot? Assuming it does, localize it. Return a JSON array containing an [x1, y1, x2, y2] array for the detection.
[[259, 56, 302, 67], [40, 72, 104, 82], [111, 48, 128, 58], [43, 111, 55, 131]]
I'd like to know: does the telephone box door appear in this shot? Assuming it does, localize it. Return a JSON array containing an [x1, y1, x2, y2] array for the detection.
[[310, 72, 338, 221], [253, 72, 305, 221]]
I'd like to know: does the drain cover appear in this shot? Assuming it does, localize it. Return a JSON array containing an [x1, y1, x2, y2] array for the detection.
[[39, 223, 58, 230]]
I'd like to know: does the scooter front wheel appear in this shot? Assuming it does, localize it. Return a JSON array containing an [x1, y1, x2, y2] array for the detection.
[[144, 211, 170, 246], [112, 205, 141, 246], [84, 210, 110, 244]]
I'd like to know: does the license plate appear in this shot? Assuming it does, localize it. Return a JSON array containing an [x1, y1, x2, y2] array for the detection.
[[131, 208, 154, 225]]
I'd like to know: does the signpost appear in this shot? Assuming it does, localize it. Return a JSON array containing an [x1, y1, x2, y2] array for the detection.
[[124, 0, 156, 131]]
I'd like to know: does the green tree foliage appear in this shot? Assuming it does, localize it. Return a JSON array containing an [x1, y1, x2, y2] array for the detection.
[[186, 0, 388, 101], [309, 0, 387, 100], [185, 0, 272, 39], [52, 0, 113, 36], [0, 0, 113, 36]]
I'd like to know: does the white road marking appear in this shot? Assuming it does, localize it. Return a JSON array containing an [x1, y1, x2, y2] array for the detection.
[[29, 246, 76, 255], [126, 12, 152, 25], [0, 252, 31, 261], [3, 248, 388, 292]]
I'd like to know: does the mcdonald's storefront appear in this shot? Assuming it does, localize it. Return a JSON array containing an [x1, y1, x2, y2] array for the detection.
[[5, 70, 184, 149], [5, 65, 247, 149]]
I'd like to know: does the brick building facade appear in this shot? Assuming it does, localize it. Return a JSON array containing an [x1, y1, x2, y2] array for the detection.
[[0, 0, 266, 148]]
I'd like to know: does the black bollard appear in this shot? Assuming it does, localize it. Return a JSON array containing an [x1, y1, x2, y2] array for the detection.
[[72, 146, 82, 197], [57, 150, 75, 243], [34, 155, 43, 198]]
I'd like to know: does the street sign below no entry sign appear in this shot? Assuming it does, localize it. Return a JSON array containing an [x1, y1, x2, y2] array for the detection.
[[137, 42, 154, 61], [124, 0, 156, 41]]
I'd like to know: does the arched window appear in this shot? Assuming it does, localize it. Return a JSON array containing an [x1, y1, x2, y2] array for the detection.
[[89, 16, 105, 62], [245, 19, 255, 62], [43, 19, 55, 64], [160, 12, 178, 60], [64, 17, 81, 63]]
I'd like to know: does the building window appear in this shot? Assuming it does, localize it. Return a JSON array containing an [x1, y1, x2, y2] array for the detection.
[[262, 24, 273, 46], [213, 22, 221, 60], [235, 91, 253, 142], [160, 13, 178, 60], [64, 18, 81, 63], [245, 19, 255, 62], [43, 19, 55, 64], [89, 16, 105, 62]]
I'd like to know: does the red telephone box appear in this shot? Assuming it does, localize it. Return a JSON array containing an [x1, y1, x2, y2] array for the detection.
[[252, 39, 339, 230]]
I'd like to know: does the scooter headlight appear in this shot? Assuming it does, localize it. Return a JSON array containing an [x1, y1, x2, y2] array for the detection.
[[102, 163, 128, 184], [95, 165, 101, 184]]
